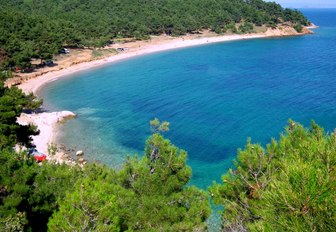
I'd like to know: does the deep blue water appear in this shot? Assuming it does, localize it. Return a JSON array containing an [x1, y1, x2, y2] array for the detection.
[[40, 9, 336, 189]]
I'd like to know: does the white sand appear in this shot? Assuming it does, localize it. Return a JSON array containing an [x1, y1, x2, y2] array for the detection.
[[15, 27, 313, 162], [17, 111, 76, 162]]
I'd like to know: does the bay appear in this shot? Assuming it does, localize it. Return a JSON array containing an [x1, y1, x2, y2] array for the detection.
[[40, 9, 336, 189]]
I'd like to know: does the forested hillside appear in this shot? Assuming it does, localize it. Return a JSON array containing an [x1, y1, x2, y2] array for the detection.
[[0, 0, 309, 69], [2, 1, 333, 231]]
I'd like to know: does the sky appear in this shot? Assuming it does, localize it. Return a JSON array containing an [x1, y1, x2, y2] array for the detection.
[[266, 0, 336, 8]]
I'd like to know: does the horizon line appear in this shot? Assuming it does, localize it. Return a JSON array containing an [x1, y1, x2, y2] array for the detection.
[[283, 6, 336, 9]]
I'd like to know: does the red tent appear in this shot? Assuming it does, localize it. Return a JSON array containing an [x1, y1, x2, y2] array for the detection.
[[32, 151, 47, 162]]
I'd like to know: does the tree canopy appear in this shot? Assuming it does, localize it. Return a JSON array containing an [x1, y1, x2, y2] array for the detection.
[[1, 118, 210, 231], [0, 83, 42, 149], [0, 0, 309, 68], [49, 133, 210, 231], [0, 1, 332, 229], [210, 121, 336, 231], [0, 88, 335, 231]]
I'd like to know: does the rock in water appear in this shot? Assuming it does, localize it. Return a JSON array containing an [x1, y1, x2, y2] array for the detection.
[[76, 150, 84, 156]]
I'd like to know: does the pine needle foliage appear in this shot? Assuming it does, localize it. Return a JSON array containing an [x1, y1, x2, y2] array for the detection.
[[0, 84, 42, 149], [210, 121, 336, 231], [48, 133, 210, 231]]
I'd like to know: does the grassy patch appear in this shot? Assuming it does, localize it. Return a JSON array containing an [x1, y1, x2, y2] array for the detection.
[[92, 48, 117, 58]]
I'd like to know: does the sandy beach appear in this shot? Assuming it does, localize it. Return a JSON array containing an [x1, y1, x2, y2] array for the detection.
[[16, 111, 76, 163], [14, 26, 313, 162], [16, 26, 313, 95], [17, 33, 267, 94]]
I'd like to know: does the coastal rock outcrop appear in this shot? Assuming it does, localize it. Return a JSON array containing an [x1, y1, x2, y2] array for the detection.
[[76, 150, 84, 156], [17, 110, 77, 156], [265, 25, 313, 37]]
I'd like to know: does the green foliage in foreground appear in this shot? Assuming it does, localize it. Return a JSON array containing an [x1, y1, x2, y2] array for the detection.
[[0, 133, 210, 231], [0, 84, 42, 149], [49, 133, 210, 231], [210, 121, 336, 231], [0, 150, 82, 231], [1, 88, 334, 232]]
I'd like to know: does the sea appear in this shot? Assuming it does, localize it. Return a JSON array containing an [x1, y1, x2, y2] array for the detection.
[[40, 9, 336, 191]]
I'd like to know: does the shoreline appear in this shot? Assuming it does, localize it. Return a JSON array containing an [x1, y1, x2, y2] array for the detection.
[[16, 111, 77, 164], [16, 26, 314, 95], [18, 33, 268, 95], [14, 26, 314, 163]]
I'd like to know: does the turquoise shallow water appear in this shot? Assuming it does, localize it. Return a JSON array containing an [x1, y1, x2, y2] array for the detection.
[[40, 9, 336, 189]]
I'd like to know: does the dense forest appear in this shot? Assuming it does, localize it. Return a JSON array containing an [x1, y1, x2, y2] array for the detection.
[[1, 1, 334, 231], [0, 0, 309, 69]]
